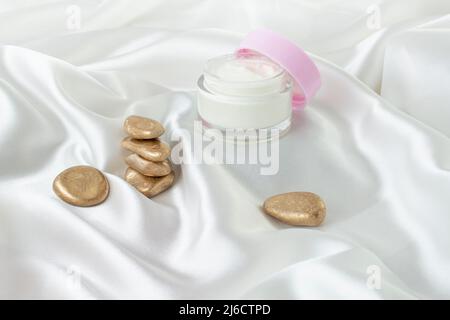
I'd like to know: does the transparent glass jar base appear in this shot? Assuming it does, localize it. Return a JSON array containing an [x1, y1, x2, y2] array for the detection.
[[197, 115, 291, 144]]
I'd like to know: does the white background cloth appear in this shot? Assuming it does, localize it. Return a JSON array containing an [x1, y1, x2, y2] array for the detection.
[[1, 0, 450, 299]]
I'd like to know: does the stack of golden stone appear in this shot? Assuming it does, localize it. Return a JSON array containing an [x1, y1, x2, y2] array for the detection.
[[122, 115, 175, 197]]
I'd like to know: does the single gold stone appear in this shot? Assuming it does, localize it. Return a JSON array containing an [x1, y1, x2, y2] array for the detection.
[[124, 167, 174, 197], [263, 192, 326, 226], [121, 137, 170, 162], [123, 115, 165, 139], [125, 153, 171, 177], [53, 165, 109, 207]]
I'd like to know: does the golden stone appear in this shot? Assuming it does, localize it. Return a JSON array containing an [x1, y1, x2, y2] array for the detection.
[[125, 153, 172, 177], [53, 165, 109, 207], [124, 167, 174, 197], [121, 137, 170, 162], [263, 192, 326, 226], [123, 115, 165, 139]]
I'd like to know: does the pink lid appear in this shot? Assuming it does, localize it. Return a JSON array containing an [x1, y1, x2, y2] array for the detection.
[[237, 29, 321, 108]]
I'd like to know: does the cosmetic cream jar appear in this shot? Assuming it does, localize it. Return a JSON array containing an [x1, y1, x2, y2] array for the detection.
[[197, 29, 321, 136], [198, 52, 292, 132]]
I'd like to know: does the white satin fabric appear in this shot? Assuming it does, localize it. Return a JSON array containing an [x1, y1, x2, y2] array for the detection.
[[1, 0, 450, 299]]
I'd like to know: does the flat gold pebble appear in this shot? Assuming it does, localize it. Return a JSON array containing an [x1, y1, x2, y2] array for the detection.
[[263, 192, 326, 226], [125, 167, 174, 198], [121, 137, 171, 162], [123, 115, 165, 139], [53, 165, 109, 207], [125, 153, 172, 177]]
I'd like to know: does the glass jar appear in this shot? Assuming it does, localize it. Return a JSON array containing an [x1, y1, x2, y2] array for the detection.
[[197, 51, 292, 135]]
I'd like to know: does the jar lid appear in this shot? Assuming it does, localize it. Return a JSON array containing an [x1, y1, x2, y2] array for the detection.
[[237, 29, 321, 108]]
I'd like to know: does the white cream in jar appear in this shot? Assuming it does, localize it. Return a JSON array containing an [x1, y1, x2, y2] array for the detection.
[[197, 52, 292, 132]]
